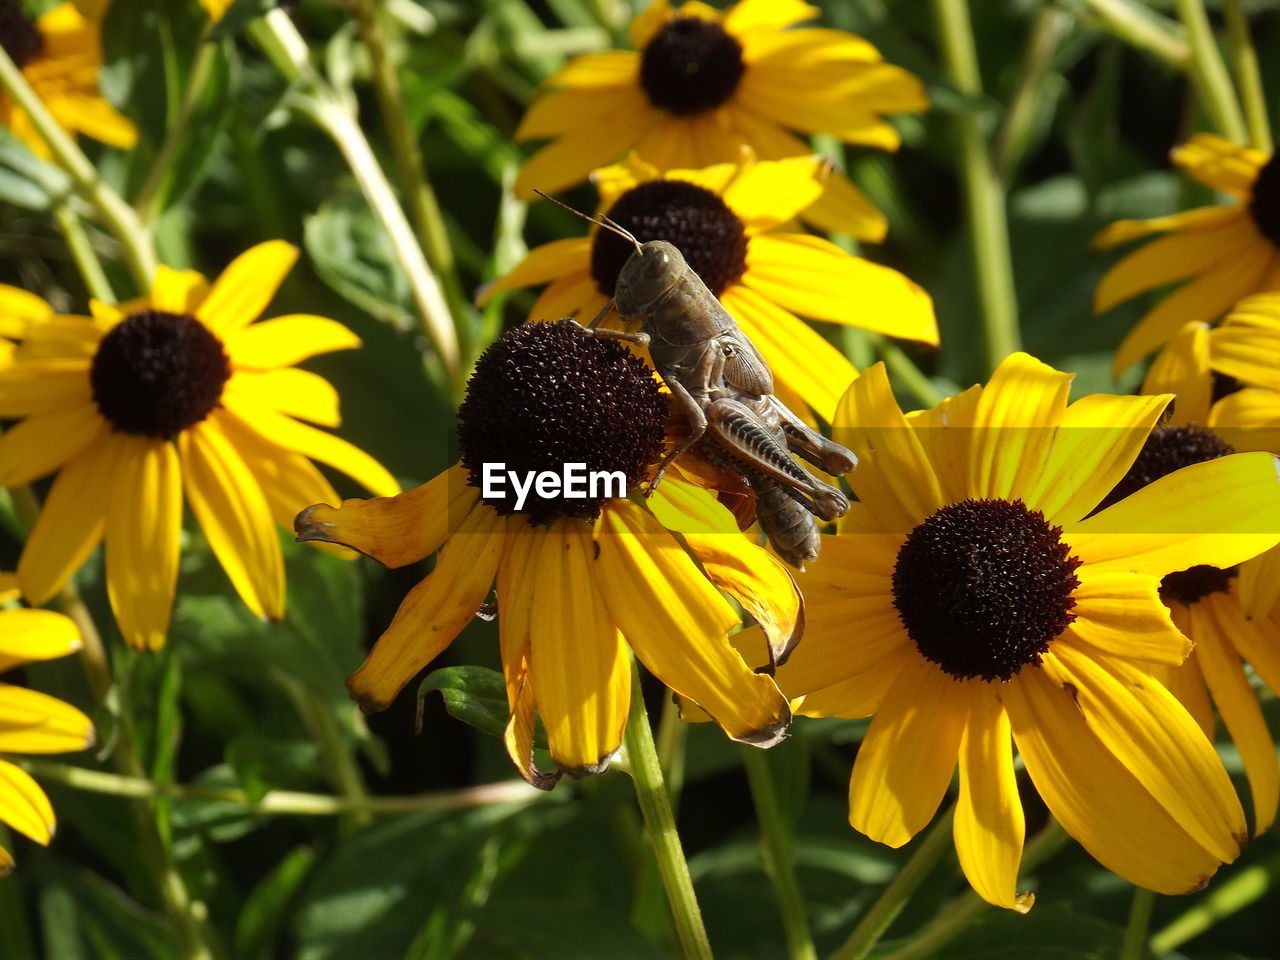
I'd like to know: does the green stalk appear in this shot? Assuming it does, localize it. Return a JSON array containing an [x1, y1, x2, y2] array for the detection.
[[1222, 0, 1272, 153], [1075, 0, 1190, 68], [1150, 848, 1280, 953], [247, 10, 461, 387], [134, 38, 219, 222], [0, 48, 156, 291], [874, 336, 943, 409], [620, 664, 713, 960], [348, 0, 470, 326], [740, 746, 816, 960], [52, 204, 115, 303], [18, 758, 543, 815], [830, 806, 956, 960], [1173, 0, 1248, 143], [995, 6, 1070, 177], [278, 674, 373, 828], [931, 0, 1020, 374], [655, 691, 687, 806], [1120, 886, 1156, 960], [879, 820, 1071, 960]]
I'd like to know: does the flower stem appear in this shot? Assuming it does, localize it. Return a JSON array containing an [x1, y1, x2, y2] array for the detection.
[[931, 0, 1020, 375], [655, 690, 687, 806], [52, 204, 115, 304], [878, 819, 1071, 960], [874, 336, 943, 409], [1221, 0, 1271, 153], [830, 805, 956, 960], [1173, 0, 1248, 144], [18, 758, 543, 815], [134, 37, 218, 222], [247, 10, 461, 387], [1074, 0, 1190, 68], [1121, 886, 1156, 960], [621, 664, 713, 960], [278, 673, 373, 828], [740, 746, 816, 960], [0, 48, 156, 292], [995, 6, 1071, 177], [1150, 847, 1280, 953]]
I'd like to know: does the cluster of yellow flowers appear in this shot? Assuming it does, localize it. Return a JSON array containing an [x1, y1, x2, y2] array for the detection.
[[3, 0, 1280, 928]]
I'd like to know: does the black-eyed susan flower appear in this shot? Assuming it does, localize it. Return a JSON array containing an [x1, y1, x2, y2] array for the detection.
[[0, 575, 94, 873], [296, 320, 800, 785], [512, 0, 927, 238], [0, 241, 398, 651], [0, 1, 135, 157], [767, 353, 1280, 911], [484, 153, 936, 421], [1094, 134, 1280, 375], [1085, 320, 1280, 836]]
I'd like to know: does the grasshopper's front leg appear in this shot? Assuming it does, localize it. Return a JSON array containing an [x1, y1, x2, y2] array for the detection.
[[765, 395, 856, 476], [558, 315, 649, 347]]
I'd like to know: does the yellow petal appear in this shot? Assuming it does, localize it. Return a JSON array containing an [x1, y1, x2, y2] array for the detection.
[[477, 239, 594, 304], [1193, 595, 1278, 834], [907, 384, 984, 505], [1046, 645, 1245, 863], [0, 609, 81, 673], [17, 430, 118, 605], [848, 657, 971, 848], [1233, 604, 1280, 695], [347, 503, 505, 713], [226, 369, 341, 427], [105, 436, 182, 651], [1062, 569, 1190, 666], [794, 646, 910, 718], [630, 0, 672, 49], [296, 464, 474, 568], [723, 0, 818, 37], [967, 352, 1072, 503], [179, 418, 284, 623], [0, 285, 53, 334], [1239, 544, 1280, 619], [15, 314, 107, 361], [0, 404, 106, 487], [1143, 322, 1211, 426], [529, 522, 629, 775], [1091, 204, 1240, 251], [194, 241, 299, 333], [835, 362, 944, 533], [1069, 452, 1280, 577], [150, 266, 210, 315], [543, 50, 640, 90], [722, 156, 827, 232], [594, 500, 791, 747], [0, 759, 55, 845], [1172, 134, 1267, 196], [1156, 625, 1216, 740], [1210, 388, 1280, 454], [0, 361, 91, 417], [224, 315, 360, 370], [954, 689, 1032, 913], [1210, 321, 1280, 392], [743, 234, 937, 343], [0, 685, 94, 755], [1005, 664, 1228, 894]]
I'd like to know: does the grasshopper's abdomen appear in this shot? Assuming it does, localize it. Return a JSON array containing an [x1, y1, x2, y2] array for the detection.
[[755, 478, 821, 571]]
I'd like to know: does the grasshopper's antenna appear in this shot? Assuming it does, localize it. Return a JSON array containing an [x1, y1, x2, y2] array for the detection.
[[533, 189, 643, 256]]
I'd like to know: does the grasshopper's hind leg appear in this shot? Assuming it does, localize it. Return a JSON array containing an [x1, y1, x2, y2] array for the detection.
[[765, 396, 856, 475]]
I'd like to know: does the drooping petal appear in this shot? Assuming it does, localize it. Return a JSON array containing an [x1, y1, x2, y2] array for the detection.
[[954, 689, 1031, 913], [1046, 645, 1245, 864], [1192, 595, 1278, 834], [0, 404, 106, 487], [17, 431, 120, 604], [0, 760, 55, 845], [528, 522, 629, 775], [1007, 665, 1229, 894], [105, 436, 182, 651], [1062, 569, 1190, 666], [0, 686, 94, 755], [848, 658, 971, 848], [224, 315, 360, 370], [0, 609, 80, 674], [594, 500, 790, 746], [1069, 452, 1280, 577], [194, 241, 299, 333], [347, 503, 505, 713], [179, 418, 284, 623]]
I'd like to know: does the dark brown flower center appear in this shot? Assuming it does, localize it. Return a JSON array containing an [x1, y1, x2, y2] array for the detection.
[[892, 498, 1082, 681], [1249, 152, 1280, 247], [91, 310, 230, 439], [456, 320, 668, 524], [639, 16, 744, 116], [0, 1, 42, 69], [591, 180, 748, 298]]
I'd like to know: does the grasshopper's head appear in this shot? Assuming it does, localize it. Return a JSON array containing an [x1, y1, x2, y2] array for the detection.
[[615, 240, 686, 319]]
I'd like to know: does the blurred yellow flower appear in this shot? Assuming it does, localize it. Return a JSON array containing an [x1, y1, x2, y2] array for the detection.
[[771, 353, 1280, 910], [0, 1, 135, 156], [1093, 134, 1280, 375], [297, 320, 799, 784], [0, 242, 398, 650], [486, 153, 936, 421], [513, 0, 927, 238], [0, 575, 94, 873]]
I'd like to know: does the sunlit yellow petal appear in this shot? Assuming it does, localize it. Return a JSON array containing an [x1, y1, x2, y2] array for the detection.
[[1143, 322, 1211, 427], [0, 686, 94, 755], [224, 315, 360, 370], [0, 760, 55, 845], [1091, 205, 1240, 251], [227, 369, 341, 427], [722, 156, 827, 232], [723, 0, 818, 37], [793, 646, 911, 719], [0, 360, 91, 416], [194, 241, 298, 333], [1172, 134, 1267, 196], [1062, 569, 1190, 665], [0, 285, 53, 334], [150, 266, 210, 315], [0, 404, 106, 487], [477, 239, 594, 305], [0, 609, 81, 673]]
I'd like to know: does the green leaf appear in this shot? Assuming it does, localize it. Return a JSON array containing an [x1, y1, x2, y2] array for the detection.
[[304, 195, 412, 328], [226, 735, 323, 803], [416, 665, 509, 740], [234, 845, 316, 960]]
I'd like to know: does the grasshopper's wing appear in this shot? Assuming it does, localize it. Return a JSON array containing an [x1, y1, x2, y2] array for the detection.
[[716, 330, 774, 397]]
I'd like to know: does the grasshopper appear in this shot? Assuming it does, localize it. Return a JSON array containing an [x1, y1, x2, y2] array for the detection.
[[536, 192, 855, 574]]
